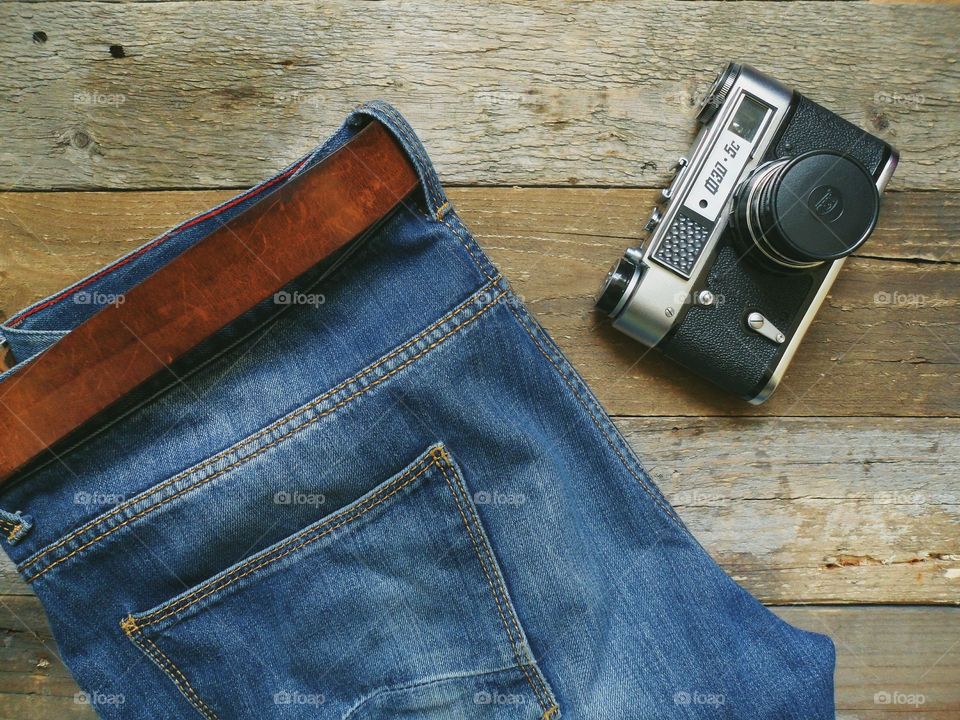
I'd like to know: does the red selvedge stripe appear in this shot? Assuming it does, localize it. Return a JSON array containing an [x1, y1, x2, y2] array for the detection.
[[7, 159, 309, 328]]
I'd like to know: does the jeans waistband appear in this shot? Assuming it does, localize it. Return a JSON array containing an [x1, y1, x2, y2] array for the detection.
[[0, 101, 501, 562], [0, 101, 458, 362]]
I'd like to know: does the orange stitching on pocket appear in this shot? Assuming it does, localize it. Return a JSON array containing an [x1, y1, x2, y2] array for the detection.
[[436, 450, 555, 707], [123, 447, 558, 717], [23, 289, 506, 583], [136, 453, 439, 628], [122, 618, 220, 720], [434, 451, 553, 713]]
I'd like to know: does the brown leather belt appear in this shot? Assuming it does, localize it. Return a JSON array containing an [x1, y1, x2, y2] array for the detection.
[[0, 121, 419, 484]]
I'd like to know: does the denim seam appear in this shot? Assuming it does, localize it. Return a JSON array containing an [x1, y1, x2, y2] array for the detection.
[[21, 283, 506, 582], [356, 106, 489, 282], [502, 300, 685, 530], [361, 109, 492, 282], [355, 109, 481, 281], [1, 220, 391, 482], [18, 278, 500, 574], [1, 328, 66, 337], [435, 457, 547, 709], [448, 458, 556, 711], [441, 215, 497, 283], [130, 451, 439, 628], [121, 616, 220, 720], [356, 103, 443, 213], [434, 453, 558, 716], [438, 210, 681, 529]]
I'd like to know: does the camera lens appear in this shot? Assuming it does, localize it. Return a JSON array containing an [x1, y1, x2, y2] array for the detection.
[[596, 257, 640, 316], [734, 151, 880, 268]]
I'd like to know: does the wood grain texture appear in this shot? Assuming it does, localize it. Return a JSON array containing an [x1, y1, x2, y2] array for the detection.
[[0, 595, 956, 719], [0, 1, 957, 714], [2, 188, 956, 417], [0, 1, 956, 190], [626, 416, 960, 605]]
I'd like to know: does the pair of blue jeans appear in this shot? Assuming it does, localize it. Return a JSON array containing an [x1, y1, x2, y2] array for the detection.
[[0, 103, 835, 719]]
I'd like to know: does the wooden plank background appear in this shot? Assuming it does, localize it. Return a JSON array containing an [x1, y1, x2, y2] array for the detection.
[[0, 1, 957, 718]]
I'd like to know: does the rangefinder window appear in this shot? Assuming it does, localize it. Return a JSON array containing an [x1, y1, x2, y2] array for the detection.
[[728, 96, 767, 142]]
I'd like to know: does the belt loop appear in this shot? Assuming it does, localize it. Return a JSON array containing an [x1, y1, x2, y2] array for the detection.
[[348, 101, 450, 220], [0, 507, 33, 544]]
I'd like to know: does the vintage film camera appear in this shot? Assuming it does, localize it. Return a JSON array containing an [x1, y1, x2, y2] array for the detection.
[[597, 63, 898, 403]]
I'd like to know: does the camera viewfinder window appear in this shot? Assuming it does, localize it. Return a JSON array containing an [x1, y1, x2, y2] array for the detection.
[[728, 97, 768, 143]]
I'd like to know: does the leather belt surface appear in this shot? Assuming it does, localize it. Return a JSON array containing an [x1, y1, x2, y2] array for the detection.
[[0, 121, 419, 484]]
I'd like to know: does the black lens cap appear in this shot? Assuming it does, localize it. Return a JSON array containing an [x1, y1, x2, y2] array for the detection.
[[769, 151, 880, 263], [596, 257, 639, 315]]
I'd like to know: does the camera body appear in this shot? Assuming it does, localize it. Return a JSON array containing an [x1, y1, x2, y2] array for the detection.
[[597, 63, 898, 403]]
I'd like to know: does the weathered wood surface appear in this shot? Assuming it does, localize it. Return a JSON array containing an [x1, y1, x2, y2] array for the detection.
[[0, 1, 957, 190], [627, 417, 960, 605], [2, 188, 956, 417], [1, 0, 957, 715], [1, 596, 956, 719]]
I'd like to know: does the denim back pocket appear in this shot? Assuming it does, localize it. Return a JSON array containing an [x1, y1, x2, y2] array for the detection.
[[120, 445, 559, 720]]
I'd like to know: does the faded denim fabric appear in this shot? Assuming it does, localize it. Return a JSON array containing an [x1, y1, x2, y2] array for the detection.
[[0, 104, 835, 719]]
